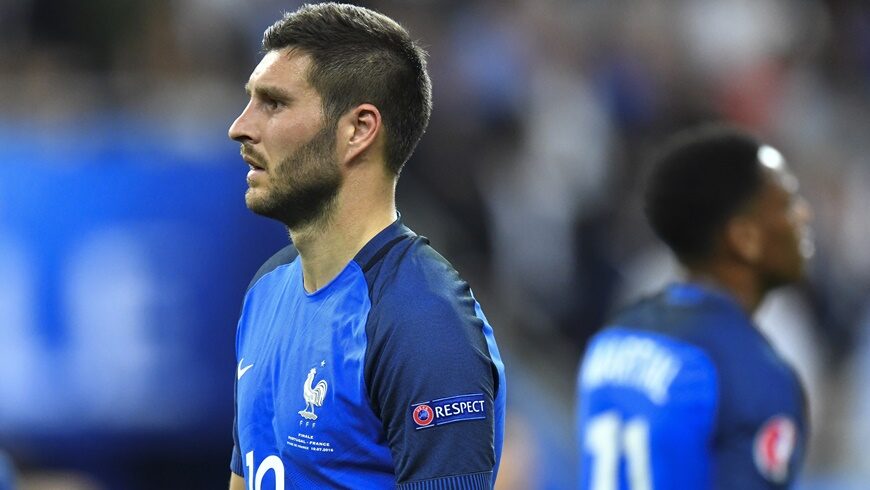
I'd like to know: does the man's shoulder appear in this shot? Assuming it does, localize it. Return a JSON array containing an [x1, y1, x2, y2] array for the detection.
[[357, 230, 486, 347], [596, 293, 765, 391], [612, 287, 747, 340], [247, 243, 298, 291], [364, 233, 470, 310]]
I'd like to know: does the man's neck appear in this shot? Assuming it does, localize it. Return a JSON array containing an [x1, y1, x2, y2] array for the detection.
[[290, 196, 396, 294], [686, 262, 767, 314]]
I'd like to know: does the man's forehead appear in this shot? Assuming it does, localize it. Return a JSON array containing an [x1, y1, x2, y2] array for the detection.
[[247, 49, 312, 89]]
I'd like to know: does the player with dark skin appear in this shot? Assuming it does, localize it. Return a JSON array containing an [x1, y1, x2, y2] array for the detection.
[[647, 134, 813, 315], [578, 125, 814, 489]]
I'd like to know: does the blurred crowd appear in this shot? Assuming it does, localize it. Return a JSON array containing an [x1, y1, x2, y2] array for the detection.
[[2, 0, 870, 488]]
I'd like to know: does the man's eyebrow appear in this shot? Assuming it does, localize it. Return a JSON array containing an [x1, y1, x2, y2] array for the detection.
[[244, 83, 294, 102]]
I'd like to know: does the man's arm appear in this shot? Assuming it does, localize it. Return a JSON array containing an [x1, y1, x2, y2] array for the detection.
[[364, 278, 505, 487], [229, 473, 244, 490]]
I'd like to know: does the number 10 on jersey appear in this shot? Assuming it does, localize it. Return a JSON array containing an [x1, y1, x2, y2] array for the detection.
[[583, 411, 652, 490]]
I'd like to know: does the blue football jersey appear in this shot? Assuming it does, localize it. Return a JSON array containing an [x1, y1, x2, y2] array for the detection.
[[576, 283, 806, 490], [231, 220, 506, 489]]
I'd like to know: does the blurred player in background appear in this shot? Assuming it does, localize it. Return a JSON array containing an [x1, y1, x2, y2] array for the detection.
[[576, 125, 812, 489], [227, 3, 505, 489]]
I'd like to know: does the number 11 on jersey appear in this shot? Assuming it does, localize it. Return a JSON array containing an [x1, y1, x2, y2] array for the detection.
[[583, 411, 652, 490]]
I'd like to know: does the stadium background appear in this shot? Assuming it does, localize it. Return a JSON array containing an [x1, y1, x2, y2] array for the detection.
[[1, 0, 869, 488]]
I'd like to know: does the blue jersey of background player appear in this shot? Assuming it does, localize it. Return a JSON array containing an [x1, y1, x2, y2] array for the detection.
[[226, 4, 505, 489], [577, 125, 813, 489]]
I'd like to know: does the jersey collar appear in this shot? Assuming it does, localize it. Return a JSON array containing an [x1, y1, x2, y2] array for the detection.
[[353, 215, 416, 272], [665, 282, 747, 316]]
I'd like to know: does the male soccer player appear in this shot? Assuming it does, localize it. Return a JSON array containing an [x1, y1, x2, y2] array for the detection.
[[226, 3, 505, 489], [576, 125, 812, 489]]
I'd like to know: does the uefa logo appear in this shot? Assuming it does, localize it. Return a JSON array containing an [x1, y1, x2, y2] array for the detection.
[[412, 404, 435, 427]]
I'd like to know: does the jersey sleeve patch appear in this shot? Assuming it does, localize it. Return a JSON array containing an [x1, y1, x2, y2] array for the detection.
[[753, 415, 798, 483], [411, 393, 486, 429]]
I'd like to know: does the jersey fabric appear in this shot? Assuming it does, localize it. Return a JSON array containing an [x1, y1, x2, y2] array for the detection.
[[231, 220, 506, 489], [576, 283, 806, 490]]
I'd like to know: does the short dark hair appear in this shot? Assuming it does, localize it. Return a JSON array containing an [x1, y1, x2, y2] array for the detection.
[[262, 2, 432, 175], [644, 124, 765, 264]]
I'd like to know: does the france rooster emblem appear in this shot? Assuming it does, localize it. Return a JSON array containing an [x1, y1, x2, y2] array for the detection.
[[299, 367, 328, 421]]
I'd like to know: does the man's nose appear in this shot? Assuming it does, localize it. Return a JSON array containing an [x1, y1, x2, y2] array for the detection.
[[229, 101, 257, 143]]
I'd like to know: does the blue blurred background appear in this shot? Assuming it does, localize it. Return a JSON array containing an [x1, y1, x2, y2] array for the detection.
[[1, 1, 869, 489]]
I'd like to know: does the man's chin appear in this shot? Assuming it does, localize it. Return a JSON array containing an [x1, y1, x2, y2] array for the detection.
[[244, 192, 317, 229], [245, 190, 277, 217], [244, 181, 340, 229], [767, 266, 805, 291]]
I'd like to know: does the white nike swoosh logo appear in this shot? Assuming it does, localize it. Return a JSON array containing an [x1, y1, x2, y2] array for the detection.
[[237, 358, 254, 380]]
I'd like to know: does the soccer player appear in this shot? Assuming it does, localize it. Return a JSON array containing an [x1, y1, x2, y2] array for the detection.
[[226, 3, 505, 489], [576, 125, 812, 489]]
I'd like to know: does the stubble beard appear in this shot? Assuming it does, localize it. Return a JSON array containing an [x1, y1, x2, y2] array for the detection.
[[245, 124, 342, 230]]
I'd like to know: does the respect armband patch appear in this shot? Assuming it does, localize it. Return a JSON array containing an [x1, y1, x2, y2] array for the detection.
[[411, 393, 487, 429]]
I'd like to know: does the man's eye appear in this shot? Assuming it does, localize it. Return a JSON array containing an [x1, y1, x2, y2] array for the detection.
[[263, 98, 282, 111]]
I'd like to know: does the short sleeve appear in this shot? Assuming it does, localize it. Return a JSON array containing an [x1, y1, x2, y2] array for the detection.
[[364, 275, 500, 488]]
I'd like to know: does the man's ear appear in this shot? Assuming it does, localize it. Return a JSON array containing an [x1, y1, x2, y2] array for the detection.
[[725, 215, 763, 264], [338, 103, 382, 166]]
